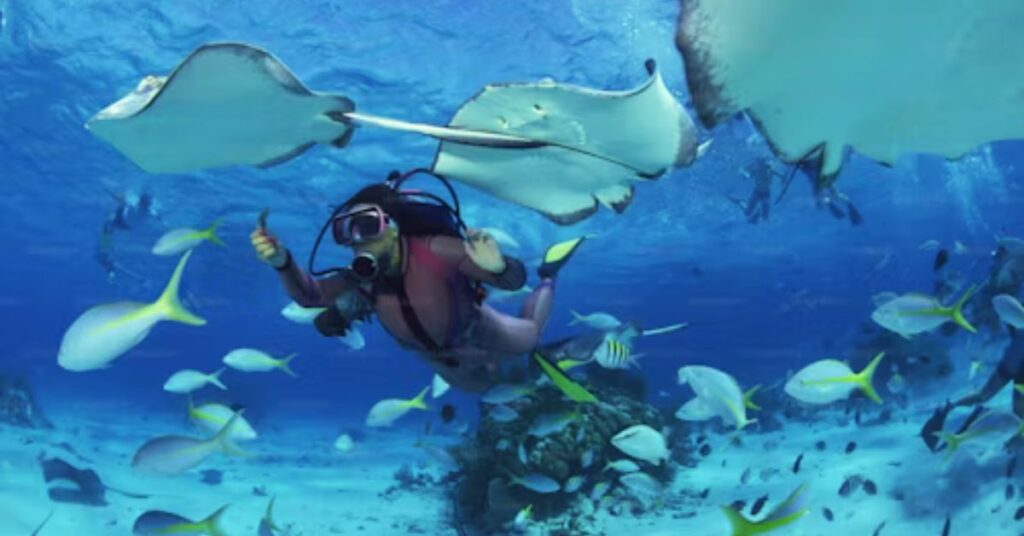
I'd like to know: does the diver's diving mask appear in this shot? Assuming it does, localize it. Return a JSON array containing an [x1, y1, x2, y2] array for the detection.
[[332, 205, 391, 246], [307, 168, 468, 278]]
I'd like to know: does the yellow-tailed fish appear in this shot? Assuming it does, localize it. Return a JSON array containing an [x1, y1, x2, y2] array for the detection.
[[133, 504, 230, 536], [132, 411, 247, 475], [152, 219, 225, 256], [223, 348, 298, 377], [785, 352, 885, 405], [365, 386, 430, 427], [58, 251, 205, 371]]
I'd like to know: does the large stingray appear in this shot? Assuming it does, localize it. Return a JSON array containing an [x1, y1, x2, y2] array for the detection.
[[87, 43, 702, 224], [676, 0, 1024, 184]]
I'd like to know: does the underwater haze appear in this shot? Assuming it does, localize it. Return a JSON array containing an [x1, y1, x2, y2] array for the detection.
[[2, 0, 1024, 535]]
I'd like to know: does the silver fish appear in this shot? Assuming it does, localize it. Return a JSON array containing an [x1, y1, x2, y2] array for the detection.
[[490, 405, 519, 423], [482, 383, 533, 405], [564, 475, 585, 493], [132, 413, 245, 475], [581, 449, 594, 469], [508, 472, 561, 494], [528, 410, 578, 437]]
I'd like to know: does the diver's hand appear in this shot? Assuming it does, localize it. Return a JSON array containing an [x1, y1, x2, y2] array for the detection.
[[465, 229, 506, 273], [250, 227, 288, 269]]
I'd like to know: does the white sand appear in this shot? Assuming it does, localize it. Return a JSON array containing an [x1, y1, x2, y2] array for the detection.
[[1, 392, 1021, 535]]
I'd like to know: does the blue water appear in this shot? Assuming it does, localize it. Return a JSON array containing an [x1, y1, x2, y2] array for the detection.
[[3, 1, 1024, 534]]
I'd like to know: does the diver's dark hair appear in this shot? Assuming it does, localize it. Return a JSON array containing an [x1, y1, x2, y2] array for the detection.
[[340, 183, 399, 212]]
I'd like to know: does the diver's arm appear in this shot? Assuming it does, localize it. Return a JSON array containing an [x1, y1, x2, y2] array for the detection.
[[275, 251, 352, 307], [251, 227, 351, 307], [428, 235, 527, 290]]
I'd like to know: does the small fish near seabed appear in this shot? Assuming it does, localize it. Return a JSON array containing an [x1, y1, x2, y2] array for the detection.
[[528, 409, 579, 437], [133, 504, 230, 535], [593, 333, 644, 369], [482, 383, 535, 405], [610, 424, 669, 465], [870, 287, 977, 338], [785, 352, 885, 405], [187, 399, 258, 441], [677, 365, 756, 430], [132, 412, 247, 475], [993, 294, 1024, 328], [365, 386, 430, 428], [334, 434, 356, 453], [619, 471, 664, 507], [506, 471, 561, 494]]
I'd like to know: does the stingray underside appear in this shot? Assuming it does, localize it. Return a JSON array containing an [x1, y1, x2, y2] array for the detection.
[[432, 62, 699, 224], [676, 0, 1024, 182], [87, 43, 355, 173]]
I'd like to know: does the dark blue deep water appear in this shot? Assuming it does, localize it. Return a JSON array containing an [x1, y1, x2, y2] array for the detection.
[[2, 1, 1024, 535]]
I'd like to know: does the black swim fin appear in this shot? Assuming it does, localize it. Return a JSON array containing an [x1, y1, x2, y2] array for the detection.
[[920, 401, 953, 453]]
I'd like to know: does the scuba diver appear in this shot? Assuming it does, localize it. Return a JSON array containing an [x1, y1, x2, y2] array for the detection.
[[249, 170, 585, 392], [920, 286, 1024, 453], [771, 154, 863, 226], [919, 325, 1023, 453], [97, 189, 159, 281], [950, 327, 1024, 415], [728, 158, 781, 224]]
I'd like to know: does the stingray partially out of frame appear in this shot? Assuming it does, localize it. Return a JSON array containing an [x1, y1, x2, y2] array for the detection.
[[88, 43, 704, 224], [676, 0, 1024, 185]]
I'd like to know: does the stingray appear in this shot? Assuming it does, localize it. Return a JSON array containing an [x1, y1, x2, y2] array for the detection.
[[39, 456, 149, 506], [676, 0, 1024, 185], [87, 43, 703, 224]]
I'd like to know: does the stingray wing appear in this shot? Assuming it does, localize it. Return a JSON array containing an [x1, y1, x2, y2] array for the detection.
[[432, 61, 700, 224], [87, 43, 354, 173], [676, 0, 1024, 182]]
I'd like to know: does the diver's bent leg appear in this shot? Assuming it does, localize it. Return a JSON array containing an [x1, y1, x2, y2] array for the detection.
[[521, 279, 554, 330], [473, 301, 549, 355]]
